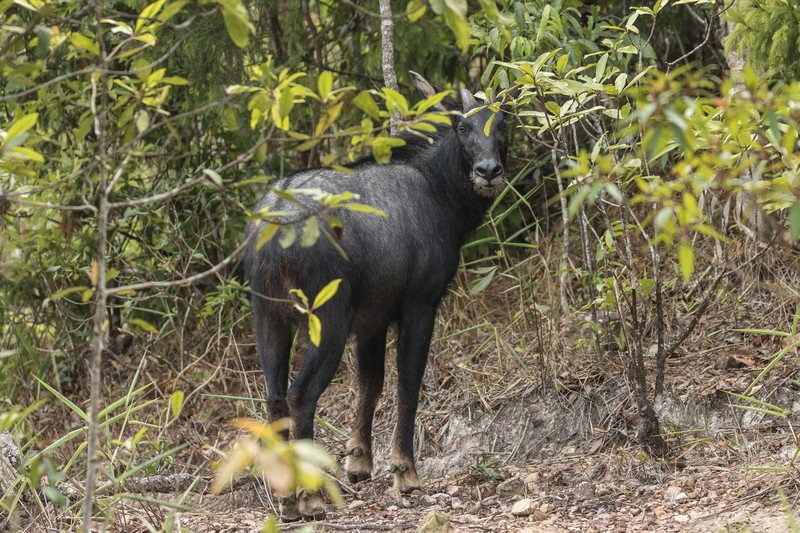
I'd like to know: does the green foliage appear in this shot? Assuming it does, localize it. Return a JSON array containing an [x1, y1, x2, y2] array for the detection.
[[290, 278, 342, 346], [726, 0, 800, 79], [211, 418, 343, 506]]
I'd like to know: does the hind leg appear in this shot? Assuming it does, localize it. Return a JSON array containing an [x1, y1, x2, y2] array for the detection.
[[286, 308, 352, 519], [253, 301, 301, 520], [345, 324, 388, 483], [254, 299, 293, 436]]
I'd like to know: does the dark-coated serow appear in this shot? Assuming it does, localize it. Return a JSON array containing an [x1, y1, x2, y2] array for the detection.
[[244, 72, 513, 520]]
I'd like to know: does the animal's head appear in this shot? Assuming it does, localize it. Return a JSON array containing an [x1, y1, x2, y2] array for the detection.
[[410, 71, 514, 198]]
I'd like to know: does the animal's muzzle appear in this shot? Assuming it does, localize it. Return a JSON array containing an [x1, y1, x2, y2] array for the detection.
[[472, 159, 506, 197], [474, 160, 504, 181]]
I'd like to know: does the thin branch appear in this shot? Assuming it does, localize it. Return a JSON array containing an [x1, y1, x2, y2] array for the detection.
[[551, 145, 570, 313], [82, 0, 109, 529], [107, 238, 250, 295], [663, 271, 725, 360], [0, 196, 97, 212]]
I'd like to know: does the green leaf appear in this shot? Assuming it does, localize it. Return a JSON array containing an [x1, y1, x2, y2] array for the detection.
[[50, 286, 90, 300], [135, 110, 150, 133], [482, 112, 495, 136], [170, 390, 184, 419], [158, 0, 188, 24], [203, 168, 224, 188], [256, 223, 280, 249], [219, 0, 253, 48], [308, 314, 322, 346], [312, 278, 342, 310], [137, 0, 167, 32], [6, 146, 44, 162], [340, 203, 387, 217], [353, 91, 380, 120], [789, 204, 800, 240], [317, 71, 333, 100], [300, 217, 320, 247], [678, 240, 694, 283], [471, 266, 496, 294], [278, 87, 294, 119], [407, 0, 427, 22], [160, 76, 189, 85], [223, 106, 238, 129], [595, 53, 608, 82], [382, 88, 409, 116], [279, 225, 296, 248], [127, 318, 159, 334], [536, 4, 551, 45], [70, 32, 99, 55], [5, 113, 38, 145], [442, 0, 469, 52]]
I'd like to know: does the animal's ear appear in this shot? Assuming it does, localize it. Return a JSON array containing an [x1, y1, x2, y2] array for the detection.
[[460, 88, 477, 111], [409, 70, 459, 111]]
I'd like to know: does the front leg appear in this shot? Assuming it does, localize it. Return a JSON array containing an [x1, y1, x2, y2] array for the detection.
[[345, 326, 387, 483], [391, 305, 436, 493]]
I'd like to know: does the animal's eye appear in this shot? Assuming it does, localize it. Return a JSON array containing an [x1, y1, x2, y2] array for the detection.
[[457, 124, 467, 134]]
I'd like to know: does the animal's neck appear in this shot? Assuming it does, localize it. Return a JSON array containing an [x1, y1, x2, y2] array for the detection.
[[423, 131, 492, 240]]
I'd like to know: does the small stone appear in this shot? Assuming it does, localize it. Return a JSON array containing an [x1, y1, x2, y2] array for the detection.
[[524, 472, 540, 486], [497, 476, 525, 499], [446, 485, 461, 498], [674, 514, 690, 523], [511, 498, 537, 516], [386, 505, 399, 512], [348, 499, 366, 511], [665, 486, 688, 504], [574, 481, 595, 500], [539, 502, 551, 514], [479, 482, 496, 497], [420, 494, 437, 507]]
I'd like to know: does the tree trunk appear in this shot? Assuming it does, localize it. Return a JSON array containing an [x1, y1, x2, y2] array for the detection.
[[379, 0, 400, 135]]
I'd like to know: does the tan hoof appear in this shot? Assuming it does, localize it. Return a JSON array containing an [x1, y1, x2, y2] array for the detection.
[[278, 494, 301, 522], [345, 446, 373, 484], [390, 461, 421, 493], [297, 490, 326, 520]]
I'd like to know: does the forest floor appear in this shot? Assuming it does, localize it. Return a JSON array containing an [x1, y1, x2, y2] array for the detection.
[[8, 271, 800, 532], [164, 289, 800, 533]]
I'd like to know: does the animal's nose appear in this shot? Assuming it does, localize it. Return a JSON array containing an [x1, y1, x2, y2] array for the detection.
[[474, 160, 504, 180]]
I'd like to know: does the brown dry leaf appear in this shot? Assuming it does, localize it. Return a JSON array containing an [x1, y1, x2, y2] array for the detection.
[[89, 260, 99, 286], [589, 438, 604, 454]]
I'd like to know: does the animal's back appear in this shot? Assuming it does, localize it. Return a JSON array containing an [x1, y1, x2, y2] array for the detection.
[[245, 162, 461, 325]]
